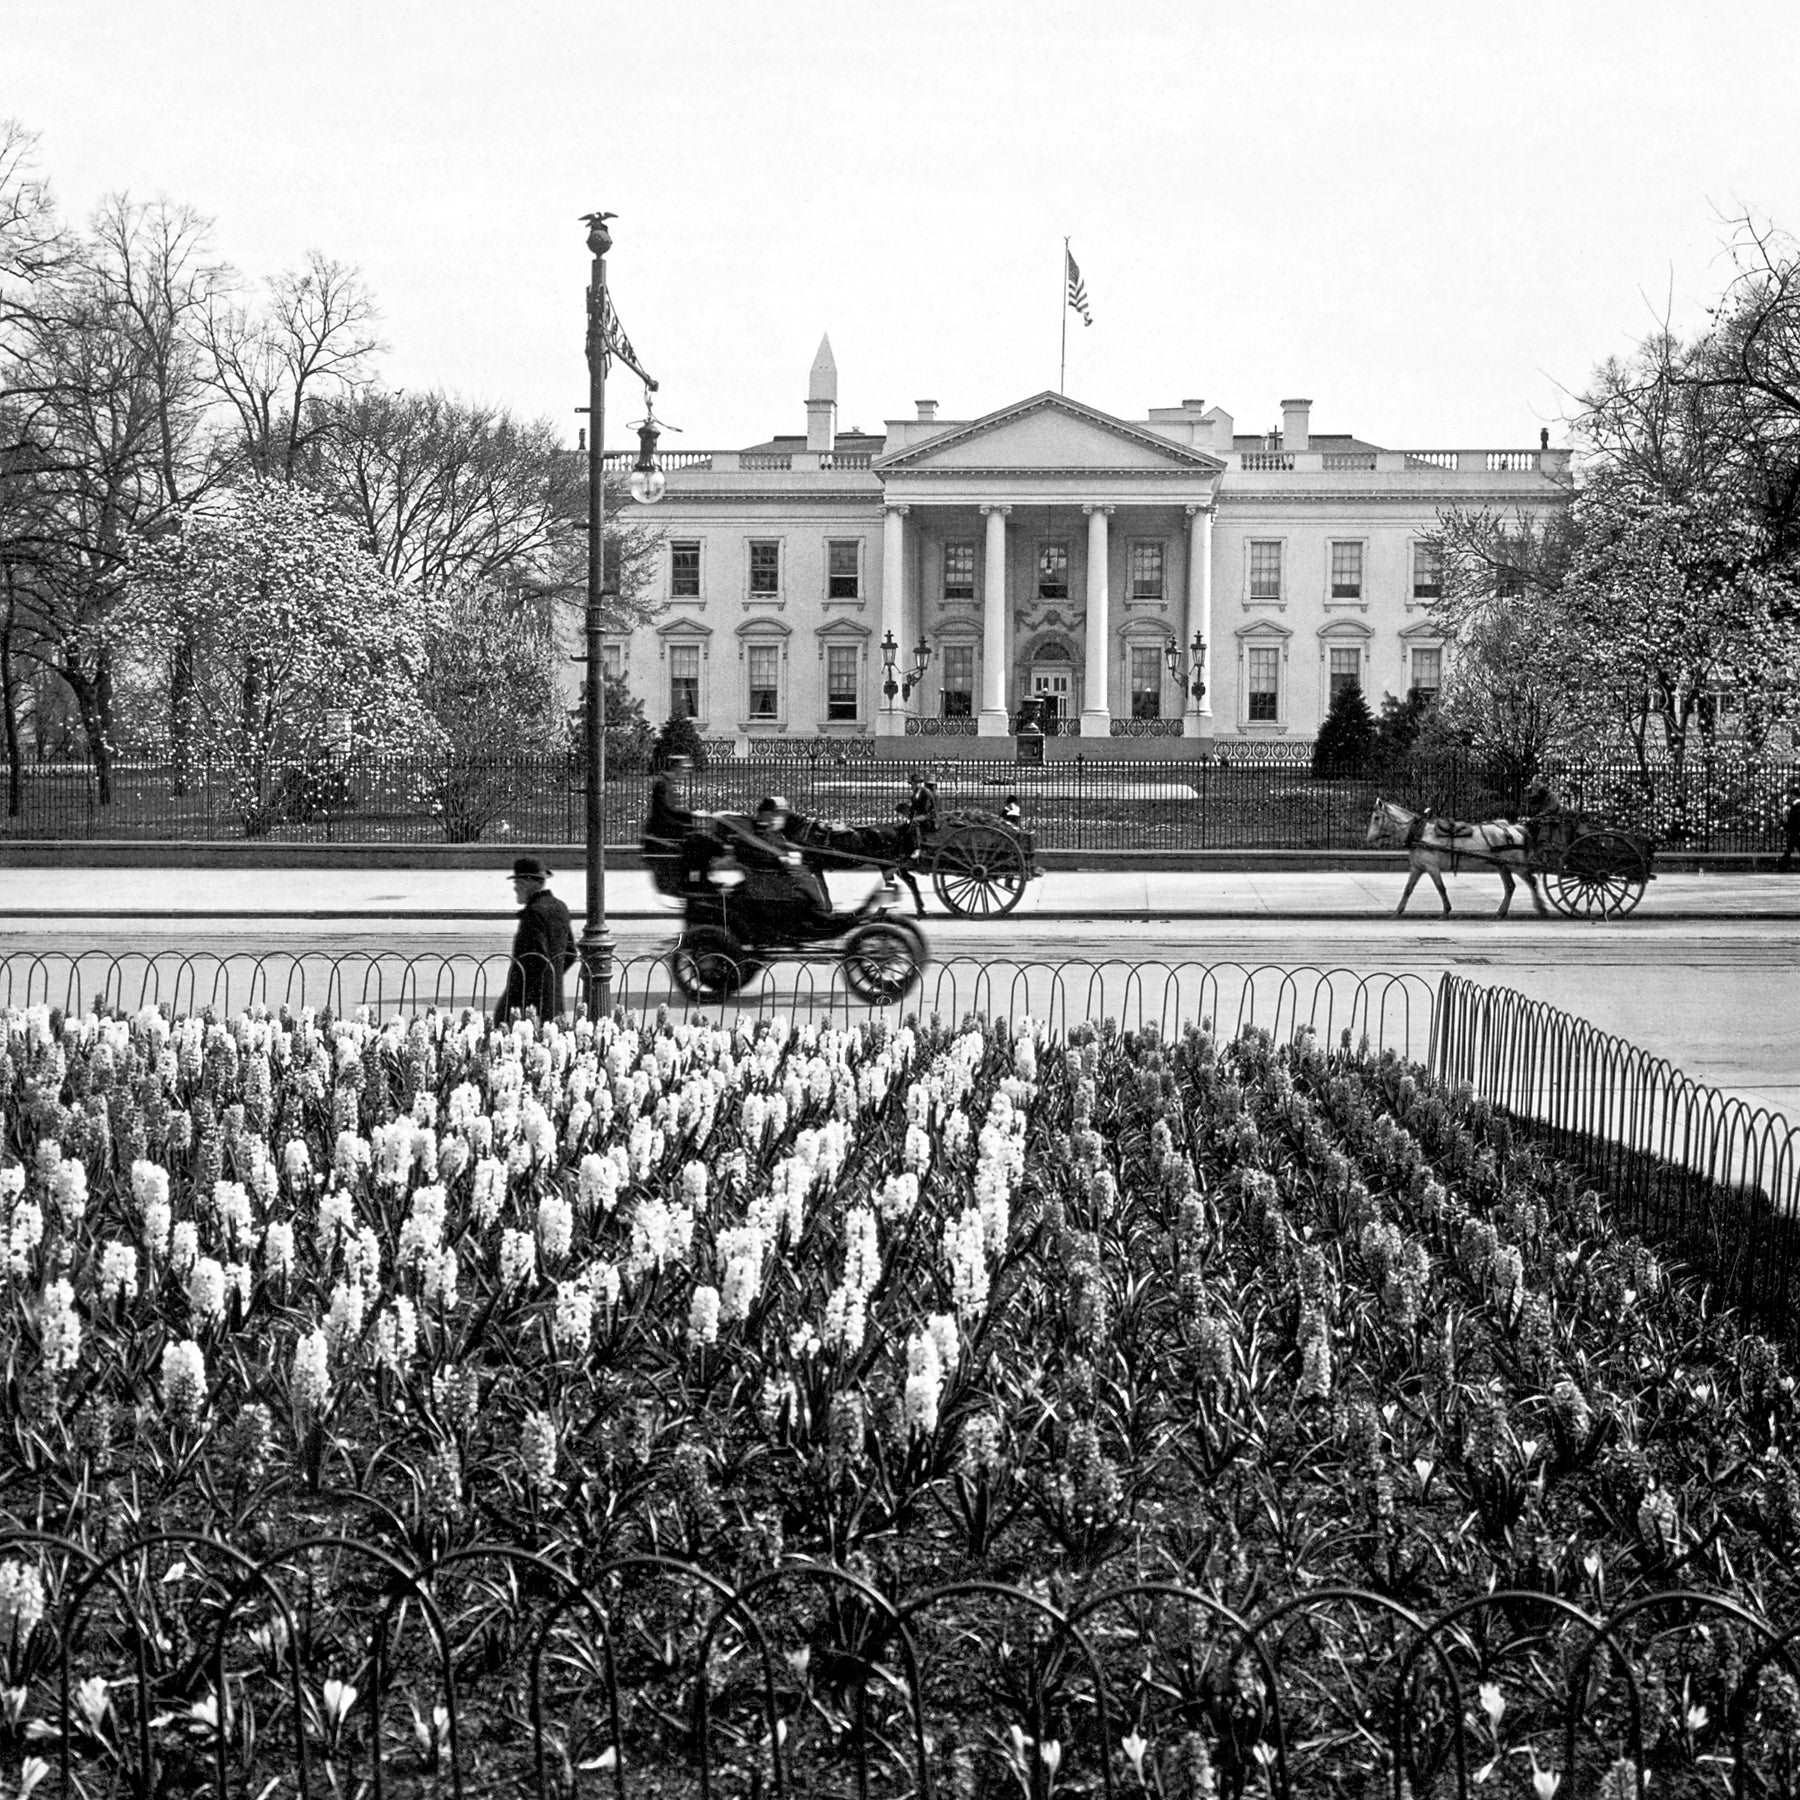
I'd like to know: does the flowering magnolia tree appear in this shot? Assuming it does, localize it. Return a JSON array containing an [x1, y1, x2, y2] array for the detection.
[[121, 479, 439, 832]]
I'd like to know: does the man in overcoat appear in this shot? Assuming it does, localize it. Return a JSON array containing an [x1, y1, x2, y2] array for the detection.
[[497, 855, 577, 1024]]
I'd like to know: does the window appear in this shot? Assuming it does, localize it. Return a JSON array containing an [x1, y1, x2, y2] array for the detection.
[[670, 540, 701, 598], [1130, 645, 1163, 720], [827, 540, 861, 599], [1129, 542, 1165, 601], [1249, 540, 1283, 601], [1038, 544, 1069, 600], [748, 539, 781, 597], [1247, 646, 1280, 722], [670, 644, 701, 719], [601, 643, 625, 681], [1328, 647, 1361, 706], [1330, 541, 1363, 599], [1412, 541, 1443, 601], [1410, 647, 1442, 700], [1495, 562, 1525, 599], [826, 645, 858, 721], [747, 643, 780, 719], [941, 643, 974, 717], [943, 542, 976, 601]]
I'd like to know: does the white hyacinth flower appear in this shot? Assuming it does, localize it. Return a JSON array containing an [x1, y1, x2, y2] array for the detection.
[[161, 1338, 207, 1421]]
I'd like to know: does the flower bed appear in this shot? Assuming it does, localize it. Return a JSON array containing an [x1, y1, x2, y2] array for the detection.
[[3, 1000, 1800, 1795]]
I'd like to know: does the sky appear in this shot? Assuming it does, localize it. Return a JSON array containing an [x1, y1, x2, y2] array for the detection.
[[10, 0, 1799, 456]]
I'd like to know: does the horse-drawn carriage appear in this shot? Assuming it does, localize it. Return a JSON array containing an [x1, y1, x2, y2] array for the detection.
[[788, 802, 1043, 918], [1368, 796, 1656, 919]]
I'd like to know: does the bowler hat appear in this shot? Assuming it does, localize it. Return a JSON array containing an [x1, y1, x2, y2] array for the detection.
[[511, 855, 553, 880]]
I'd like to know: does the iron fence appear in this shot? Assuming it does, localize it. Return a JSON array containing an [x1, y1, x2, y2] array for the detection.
[[0, 950, 1438, 1060], [1432, 974, 1800, 1340], [0, 1530, 1795, 1799], [3, 751, 1795, 854]]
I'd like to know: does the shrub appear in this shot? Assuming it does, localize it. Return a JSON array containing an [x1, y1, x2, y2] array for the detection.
[[652, 711, 708, 772], [1311, 681, 1376, 776]]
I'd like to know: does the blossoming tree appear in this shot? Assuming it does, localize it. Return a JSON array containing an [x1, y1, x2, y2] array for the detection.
[[122, 477, 439, 833]]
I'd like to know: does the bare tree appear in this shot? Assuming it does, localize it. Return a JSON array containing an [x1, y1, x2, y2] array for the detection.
[[300, 386, 662, 632], [201, 251, 379, 481], [1, 196, 222, 795]]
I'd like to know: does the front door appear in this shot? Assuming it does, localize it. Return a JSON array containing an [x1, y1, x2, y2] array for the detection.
[[1032, 666, 1073, 731]]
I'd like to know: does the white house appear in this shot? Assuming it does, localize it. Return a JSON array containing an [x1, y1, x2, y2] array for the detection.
[[604, 339, 1571, 756]]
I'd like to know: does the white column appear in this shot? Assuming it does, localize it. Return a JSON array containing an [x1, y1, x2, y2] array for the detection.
[[1079, 503, 1113, 739], [978, 504, 1011, 736], [1185, 502, 1215, 739], [878, 503, 908, 737]]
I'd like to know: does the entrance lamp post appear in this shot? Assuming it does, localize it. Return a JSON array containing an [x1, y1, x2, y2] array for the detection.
[[580, 210, 662, 1019], [880, 630, 934, 705], [1164, 630, 1207, 709]]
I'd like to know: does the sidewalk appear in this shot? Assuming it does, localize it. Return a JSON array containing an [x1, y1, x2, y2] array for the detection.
[[2, 864, 1793, 919]]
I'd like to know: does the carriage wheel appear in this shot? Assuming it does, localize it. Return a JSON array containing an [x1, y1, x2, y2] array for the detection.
[[931, 824, 1028, 917], [1545, 830, 1650, 920], [841, 920, 925, 1004], [670, 925, 760, 999]]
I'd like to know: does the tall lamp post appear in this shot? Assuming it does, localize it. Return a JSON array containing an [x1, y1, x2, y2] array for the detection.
[[581, 210, 662, 1018]]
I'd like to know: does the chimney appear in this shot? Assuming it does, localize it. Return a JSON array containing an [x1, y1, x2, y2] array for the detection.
[[916, 399, 938, 423], [806, 333, 838, 453], [1280, 398, 1311, 453]]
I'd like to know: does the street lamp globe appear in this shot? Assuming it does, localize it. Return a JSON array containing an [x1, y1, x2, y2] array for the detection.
[[628, 419, 666, 505]]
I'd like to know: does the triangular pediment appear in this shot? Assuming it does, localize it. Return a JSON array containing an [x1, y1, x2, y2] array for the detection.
[[875, 391, 1223, 475]]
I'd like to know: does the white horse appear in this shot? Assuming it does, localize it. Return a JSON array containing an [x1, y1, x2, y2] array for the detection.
[[1365, 797, 1546, 918]]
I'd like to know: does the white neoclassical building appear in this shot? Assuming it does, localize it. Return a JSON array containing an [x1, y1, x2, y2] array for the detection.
[[605, 339, 1571, 757]]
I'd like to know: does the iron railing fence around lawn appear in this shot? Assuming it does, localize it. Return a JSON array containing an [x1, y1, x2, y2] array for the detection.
[[2, 1531, 1796, 1800], [1432, 974, 1800, 1342], [4, 750, 1796, 853]]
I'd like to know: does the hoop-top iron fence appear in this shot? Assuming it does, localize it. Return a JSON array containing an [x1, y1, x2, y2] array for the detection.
[[2, 1529, 1796, 1800], [0, 951, 1438, 1063], [1432, 974, 1800, 1333]]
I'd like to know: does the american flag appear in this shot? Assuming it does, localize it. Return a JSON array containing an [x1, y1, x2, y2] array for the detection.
[[1065, 247, 1093, 326]]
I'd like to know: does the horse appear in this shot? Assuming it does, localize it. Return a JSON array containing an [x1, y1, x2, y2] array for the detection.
[[1365, 797, 1546, 918]]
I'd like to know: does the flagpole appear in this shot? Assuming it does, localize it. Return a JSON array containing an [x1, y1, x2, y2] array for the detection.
[[1060, 236, 1068, 394]]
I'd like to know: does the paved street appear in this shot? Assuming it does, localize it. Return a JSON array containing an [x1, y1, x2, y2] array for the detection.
[[2, 863, 1796, 1120]]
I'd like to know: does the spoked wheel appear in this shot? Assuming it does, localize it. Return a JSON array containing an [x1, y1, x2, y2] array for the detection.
[[1545, 830, 1650, 919], [669, 925, 762, 999], [840, 920, 925, 1004], [931, 824, 1028, 917]]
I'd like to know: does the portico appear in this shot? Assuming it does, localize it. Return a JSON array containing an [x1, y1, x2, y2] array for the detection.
[[871, 392, 1224, 739]]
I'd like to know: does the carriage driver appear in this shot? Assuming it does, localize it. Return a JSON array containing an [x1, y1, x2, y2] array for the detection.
[[1521, 775, 1566, 847]]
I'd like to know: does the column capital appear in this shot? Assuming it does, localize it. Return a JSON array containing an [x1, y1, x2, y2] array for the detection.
[[979, 503, 1011, 518], [1184, 502, 1216, 519], [1082, 503, 1115, 517], [884, 502, 911, 517]]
